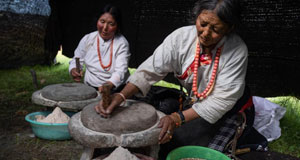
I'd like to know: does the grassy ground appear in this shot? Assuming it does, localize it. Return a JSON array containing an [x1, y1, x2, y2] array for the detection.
[[0, 52, 299, 159], [267, 96, 300, 158]]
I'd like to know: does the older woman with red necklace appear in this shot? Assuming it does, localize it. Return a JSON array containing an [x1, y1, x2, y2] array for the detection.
[[96, 0, 257, 159], [69, 4, 130, 93]]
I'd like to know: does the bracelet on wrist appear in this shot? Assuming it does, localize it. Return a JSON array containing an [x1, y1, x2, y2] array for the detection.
[[177, 110, 185, 125], [170, 112, 182, 128], [115, 93, 126, 106]]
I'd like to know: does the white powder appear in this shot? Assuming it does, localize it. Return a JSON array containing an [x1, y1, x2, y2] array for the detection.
[[103, 146, 140, 160], [36, 107, 70, 123], [35, 115, 46, 121]]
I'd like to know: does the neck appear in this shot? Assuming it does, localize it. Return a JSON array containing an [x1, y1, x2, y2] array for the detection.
[[202, 45, 216, 54], [103, 38, 111, 42], [98, 33, 114, 42]]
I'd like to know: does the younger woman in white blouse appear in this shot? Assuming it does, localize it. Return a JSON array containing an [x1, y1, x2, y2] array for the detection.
[[69, 4, 130, 93]]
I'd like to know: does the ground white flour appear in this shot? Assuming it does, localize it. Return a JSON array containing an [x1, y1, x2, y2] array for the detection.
[[36, 107, 70, 123], [103, 146, 140, 160]]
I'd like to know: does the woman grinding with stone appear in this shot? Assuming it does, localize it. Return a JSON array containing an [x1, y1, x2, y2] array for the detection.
[[69, 4, 130, 93], [96, 0, 255, 159]]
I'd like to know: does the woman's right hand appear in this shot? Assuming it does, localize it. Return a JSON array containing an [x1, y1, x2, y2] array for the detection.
[[157, 115, 176, 144], [95, 83, 139, 118], [70, 68, 83, 82], [95, 93, 123, 118]]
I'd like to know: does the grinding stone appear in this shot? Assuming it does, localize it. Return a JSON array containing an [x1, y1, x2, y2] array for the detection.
[[41, 83, 97, 101], [80, 101, 158, 135]]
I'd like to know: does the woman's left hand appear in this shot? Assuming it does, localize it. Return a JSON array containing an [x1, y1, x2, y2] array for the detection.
[[157, 115, 176, 144]]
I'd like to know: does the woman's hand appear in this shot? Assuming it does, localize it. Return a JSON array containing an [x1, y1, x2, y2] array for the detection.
[[95, 83, 139, 118], [98, 81, 114, 93], [70, 68, 83, 82], [157, 115, 176, 144], [94, 93, 123, 118]]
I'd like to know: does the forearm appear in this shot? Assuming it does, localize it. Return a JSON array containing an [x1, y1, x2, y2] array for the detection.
[[119, 82, 140, 99], [182, 108, 200, 122]]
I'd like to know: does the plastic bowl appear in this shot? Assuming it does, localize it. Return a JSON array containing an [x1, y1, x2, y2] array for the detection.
[[25, 111, 76, 140], [166, 146, 230, 160]]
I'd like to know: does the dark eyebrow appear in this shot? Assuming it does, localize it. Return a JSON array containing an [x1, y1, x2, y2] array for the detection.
[[213, 24, 222, 29]]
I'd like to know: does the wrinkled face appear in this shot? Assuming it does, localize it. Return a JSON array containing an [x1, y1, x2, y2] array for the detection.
[[97, 13, 118, 40], [196, 10, 231, 48]]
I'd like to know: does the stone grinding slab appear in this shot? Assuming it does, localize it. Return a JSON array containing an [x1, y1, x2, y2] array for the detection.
[[31, 90, 101, 111], [68, 107, 165, 148], [41, 83, 97, 101], [81, 101, 158, 135]]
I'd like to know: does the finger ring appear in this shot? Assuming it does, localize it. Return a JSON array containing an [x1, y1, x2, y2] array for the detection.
[[166, 130, 171, 134]]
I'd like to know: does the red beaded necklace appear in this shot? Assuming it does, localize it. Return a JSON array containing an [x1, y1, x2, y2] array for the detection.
[[97, 36, 114, 71], [192, 43, 223, 100]]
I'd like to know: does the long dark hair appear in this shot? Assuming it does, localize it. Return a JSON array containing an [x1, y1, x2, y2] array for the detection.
[[99, 4, 123, 33], [192, 0, 241, 30]]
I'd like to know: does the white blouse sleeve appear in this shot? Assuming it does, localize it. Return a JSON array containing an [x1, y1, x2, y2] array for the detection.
[[108, 37, 131, 88]]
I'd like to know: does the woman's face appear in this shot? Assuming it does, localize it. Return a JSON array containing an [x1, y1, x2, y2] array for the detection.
[[97, 13, 118, 40], [196, 10, 231, 48]]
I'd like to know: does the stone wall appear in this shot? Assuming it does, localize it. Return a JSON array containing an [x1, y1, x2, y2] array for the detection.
[[0, 0, 50, 16], [0, 0, 50, 68]]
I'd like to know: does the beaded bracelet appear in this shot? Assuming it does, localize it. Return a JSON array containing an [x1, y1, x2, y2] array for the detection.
[[170, 112, 182, 128]]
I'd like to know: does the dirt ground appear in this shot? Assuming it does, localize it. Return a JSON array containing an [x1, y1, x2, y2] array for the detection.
[[0, 113, 82, 160], [0, 107, 299, 160]]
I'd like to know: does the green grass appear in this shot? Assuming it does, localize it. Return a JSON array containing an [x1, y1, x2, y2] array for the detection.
[[0, 51, 73, 115], [267, 96, 300, 158], [0, 52, 299, 158]]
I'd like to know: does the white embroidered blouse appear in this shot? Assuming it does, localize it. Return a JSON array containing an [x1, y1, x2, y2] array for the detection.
[[128, 25, 248, 124], [69, 31, 131, 88]]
